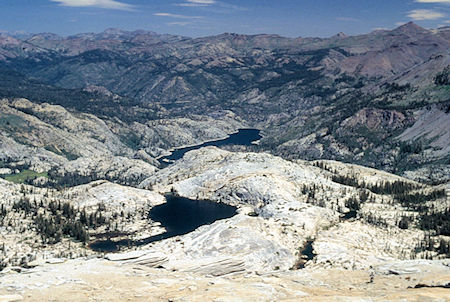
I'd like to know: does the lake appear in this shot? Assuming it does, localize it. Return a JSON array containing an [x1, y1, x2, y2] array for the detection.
[[89, 129, 260, 252], [158, 128, 261, 165], [89, 194, 237, 252]]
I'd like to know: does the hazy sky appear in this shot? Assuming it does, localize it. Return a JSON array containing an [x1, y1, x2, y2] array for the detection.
[[0, 0, 449, 37]]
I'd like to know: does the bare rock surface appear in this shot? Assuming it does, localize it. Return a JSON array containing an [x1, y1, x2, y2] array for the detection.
[[342, 108, 411, 131], [1, 98, 131, 158], [136, 147, 448, 273], [0, 179, 165, 269], [131, 111, 246, 158], [398, 106, 450, 157], [1, 147, 448, 300], [52, 155, 158, 185], [0, 23, 449, 301], [0, 257, 449, 301]]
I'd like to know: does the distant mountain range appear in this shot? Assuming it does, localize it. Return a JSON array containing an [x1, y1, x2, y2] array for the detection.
[[2, 23, 450, 299], [0, 22, 449, 183]]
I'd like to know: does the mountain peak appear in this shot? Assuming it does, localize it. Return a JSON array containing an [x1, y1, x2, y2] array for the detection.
[[102, 28, 127, 35], [393, 21, 428, 34], [333, 32, 348, 38], [29, 33, 62, 41]]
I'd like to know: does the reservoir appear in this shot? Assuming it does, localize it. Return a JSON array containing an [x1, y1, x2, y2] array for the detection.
[[158, 128, 261, 165]]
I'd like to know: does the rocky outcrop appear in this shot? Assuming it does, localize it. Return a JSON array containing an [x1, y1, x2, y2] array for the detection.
[[1, 98, 132, 158], [0, 179, 165, 269], [398, 105, 450, 158], [1, 147, 448, 300], [130, 111, 245, 158], [137, 147, 447, 272], [1, 23, 449, 181], [0, 23, 448, 301], [51, 156, 158, 186], [1, 256, 449, 301], [0, 98, 247, 184], [342, 108, 411, 131]]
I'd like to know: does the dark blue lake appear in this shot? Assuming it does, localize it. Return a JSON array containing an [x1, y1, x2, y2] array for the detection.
[[89, 195, 237, 252], [89, 129, 260, 252], [146, 194, 237, 241], [158, 128, 261, 165]]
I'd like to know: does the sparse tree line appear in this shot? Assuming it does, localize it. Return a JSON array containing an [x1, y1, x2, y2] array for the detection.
[[394, 190, 446, 211], [329, 173, 446, 216], [0, 192, 114, 245], [412, 233, 450, 259], [434, 66, 450, 86], [45, 169, 147, 189], [419, 209, 450, 237], [298, 170, 450, 260], [329, 173, 422, 196], [300, 182, 370, 216], [1, 157, 147, 188], [326, 170, 445, 213], [310, 162, 449, 258], [0, 158, 32, 173], [0, 183, 154, 271]]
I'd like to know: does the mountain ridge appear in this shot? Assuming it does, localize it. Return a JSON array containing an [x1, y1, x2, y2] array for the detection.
[[0, 22, 448, 182], [0, 22, 449, 301]]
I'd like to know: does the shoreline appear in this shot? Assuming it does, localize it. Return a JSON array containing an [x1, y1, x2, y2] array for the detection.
[[155, 128, 262, 161]]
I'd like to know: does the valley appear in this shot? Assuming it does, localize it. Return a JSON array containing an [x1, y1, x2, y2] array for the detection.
[[0, 22, 449, 301]]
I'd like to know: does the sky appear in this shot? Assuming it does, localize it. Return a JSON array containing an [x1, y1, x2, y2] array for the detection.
[[0, 0, 449, 38]]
